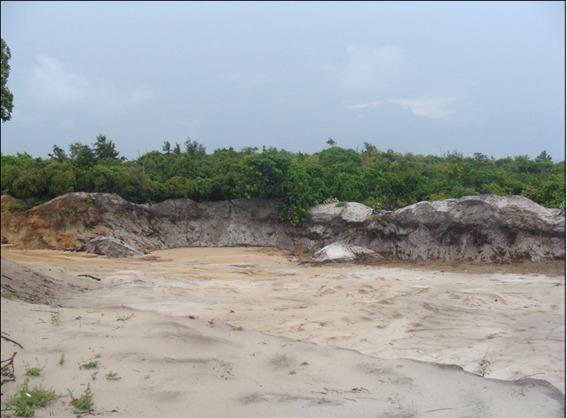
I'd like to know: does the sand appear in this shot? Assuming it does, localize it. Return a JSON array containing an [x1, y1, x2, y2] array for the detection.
[[0, 246, 564, 417]]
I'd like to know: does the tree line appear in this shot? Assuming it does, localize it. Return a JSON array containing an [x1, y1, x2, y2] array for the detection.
[[1, 135, 564, 224]]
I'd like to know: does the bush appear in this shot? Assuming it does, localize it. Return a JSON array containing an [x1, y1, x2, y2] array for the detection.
[[69, 384, 94, 412], [5, 379, 59, 417], [1, 141, 564, 222]]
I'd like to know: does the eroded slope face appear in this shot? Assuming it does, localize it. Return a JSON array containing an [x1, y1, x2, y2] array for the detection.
[[1, 193, 564, 262]]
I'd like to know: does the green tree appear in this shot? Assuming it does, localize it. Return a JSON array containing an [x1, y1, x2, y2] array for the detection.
[[1, 139, 565, 221], [279, 162, 325, 225], [1, 38, 14, 122], [238, 150, 291, 199], [42, 161, 76, 197], [536, 150, 552, 162], [362, 142, 378, 155], [69, 142, 96, 168], [164, 176, 192, 199], [93, 134, 120, 160], [184, 138, 206, 157], [12, 169, 43, 199], [48, 145, 68, 161]]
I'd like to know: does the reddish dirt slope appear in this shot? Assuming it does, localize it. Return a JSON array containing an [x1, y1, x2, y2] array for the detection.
[[1, 194, 106, 250]]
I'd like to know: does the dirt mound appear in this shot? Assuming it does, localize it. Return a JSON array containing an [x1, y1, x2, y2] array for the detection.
[[1, 193, 564, 262], [1, 193, 106, 251], [83, 236, 144, 257], [371, 195, 565, 261]]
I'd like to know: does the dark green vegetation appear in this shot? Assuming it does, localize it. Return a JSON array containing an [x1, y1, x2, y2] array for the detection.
[[1, 38, 14, 122], [24, 367, 41, 377], [1, 136, 564, 224]]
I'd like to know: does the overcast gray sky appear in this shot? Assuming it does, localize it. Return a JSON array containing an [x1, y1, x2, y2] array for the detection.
[[1, 1, 564, 160]]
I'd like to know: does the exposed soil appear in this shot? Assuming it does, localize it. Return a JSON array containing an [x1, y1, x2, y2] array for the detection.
[[1, 246, 564, 418]]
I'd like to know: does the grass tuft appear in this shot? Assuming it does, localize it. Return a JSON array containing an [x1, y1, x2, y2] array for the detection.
[[5, 379, 59, 417], [79, 359, 99, 370], [24, 367, 41, 377], [58, 354, 65, 366], [105, 371, 121, 381], [69, 384, 94, 412]]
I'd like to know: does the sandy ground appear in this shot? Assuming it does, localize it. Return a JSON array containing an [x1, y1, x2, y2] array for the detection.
[[1, 246, 565, 417]]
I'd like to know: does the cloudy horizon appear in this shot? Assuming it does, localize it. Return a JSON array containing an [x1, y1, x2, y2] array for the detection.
[[1, 1, 565, 160]]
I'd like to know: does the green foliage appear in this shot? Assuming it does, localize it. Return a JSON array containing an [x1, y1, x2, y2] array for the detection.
[[24, 367, 41, 377], [48, 145, 67, 161], [42, 161, 76, 197], [58, 354, 65, 366], [363, 196, 383, 213], [164, 176, 192, 199], [5, 379, 59, 417], [238, 149, 291, 199], [536, 150, 552, 162], [1, 140, 564, 225], [184, 138, 206, 156], [79, 359, 98, 370], [279, 162, 324, 225], [105, 371, 121, 381], [559, 201, 565, 216], [69, 384, 94, 412], [93, 134, 120, 161], [7, 198, 42, 213], [1, 38, 13, 122], [69, 142, 96, 168]]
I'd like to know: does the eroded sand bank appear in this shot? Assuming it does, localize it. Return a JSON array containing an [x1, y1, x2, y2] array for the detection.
[[1, 247, 564, 417]]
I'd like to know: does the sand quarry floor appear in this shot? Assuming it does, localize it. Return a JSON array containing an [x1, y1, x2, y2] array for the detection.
[[0, 246, 565, 417]]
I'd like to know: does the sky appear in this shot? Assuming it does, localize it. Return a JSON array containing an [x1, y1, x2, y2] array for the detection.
[[0, 1, 565, 160]]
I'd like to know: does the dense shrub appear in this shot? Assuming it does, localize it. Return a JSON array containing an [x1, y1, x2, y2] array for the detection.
[[1, 140, 564, 224]]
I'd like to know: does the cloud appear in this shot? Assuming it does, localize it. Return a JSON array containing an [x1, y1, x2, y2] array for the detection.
[[30, 55, 91, 104], [346, 97, 456, 120], [339, 44, 405, 91], [391, 98, 455, 120], [345, 100, 385, 111], [29, 54, 154, 112]]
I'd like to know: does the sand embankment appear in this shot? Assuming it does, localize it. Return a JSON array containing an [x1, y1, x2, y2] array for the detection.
[[2, 192, 564, 263]]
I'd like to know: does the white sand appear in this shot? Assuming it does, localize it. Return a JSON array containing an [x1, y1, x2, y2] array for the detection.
[[0, 247, 564, 417]]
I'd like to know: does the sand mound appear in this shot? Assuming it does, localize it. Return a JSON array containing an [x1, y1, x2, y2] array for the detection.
[[0, 258, 100, 305]]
